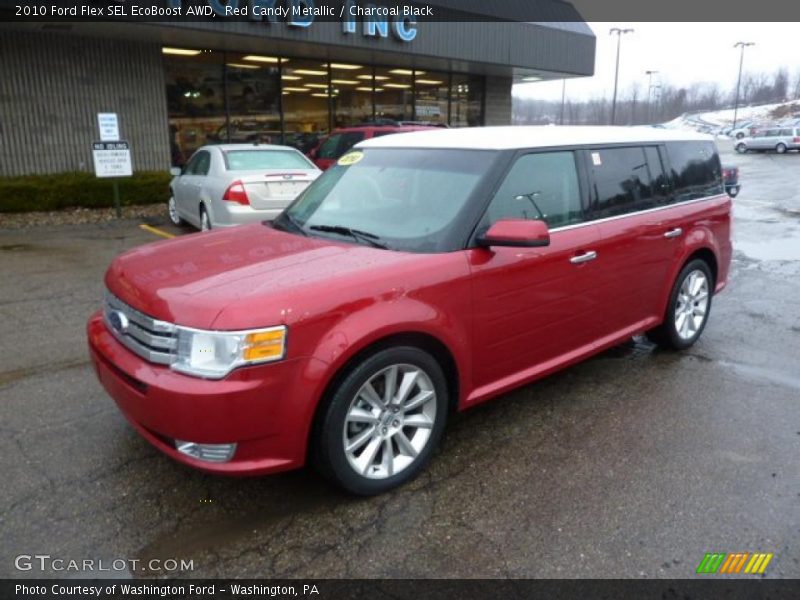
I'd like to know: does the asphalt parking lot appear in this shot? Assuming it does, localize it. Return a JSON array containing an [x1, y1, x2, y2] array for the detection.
[[1, 140, 798, 579]]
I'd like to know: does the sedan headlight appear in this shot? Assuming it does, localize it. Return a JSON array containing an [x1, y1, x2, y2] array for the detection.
[[172, 325, 287, 379]]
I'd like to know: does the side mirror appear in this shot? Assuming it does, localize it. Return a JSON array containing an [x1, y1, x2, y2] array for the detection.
[[477, 219, 550, 248], [169, 167, 182, 177]]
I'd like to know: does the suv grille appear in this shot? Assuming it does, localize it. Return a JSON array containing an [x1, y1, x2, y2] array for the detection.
[[104, 292, 177, 365]]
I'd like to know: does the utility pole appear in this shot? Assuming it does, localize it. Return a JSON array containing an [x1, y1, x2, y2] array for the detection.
[[733, 42, 755, 129], [610, 27, 634, 125], [560, 79, 566, 125], [645, 70, 659, 124]]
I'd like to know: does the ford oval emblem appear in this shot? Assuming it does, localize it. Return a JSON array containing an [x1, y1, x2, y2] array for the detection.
[[108, 310, 129, 334]]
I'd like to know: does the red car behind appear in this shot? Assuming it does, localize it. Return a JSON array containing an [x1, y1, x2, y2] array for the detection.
[[88, 126, 731, 495]]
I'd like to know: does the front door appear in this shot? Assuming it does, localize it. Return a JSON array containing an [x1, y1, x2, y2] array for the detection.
[[469, 150, 602, 397]]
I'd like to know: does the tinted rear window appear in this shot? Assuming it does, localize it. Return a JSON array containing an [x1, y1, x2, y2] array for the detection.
[[589, 146, 658, 218], [317, 132, 366, 160], [665, 142, 723, 201], [224, 150, 311, 171]]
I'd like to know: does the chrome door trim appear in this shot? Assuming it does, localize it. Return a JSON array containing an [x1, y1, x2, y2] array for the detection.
[[548, 194, 725, 236]]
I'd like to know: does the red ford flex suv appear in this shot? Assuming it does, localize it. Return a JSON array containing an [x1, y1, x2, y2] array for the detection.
[[88, 126, 731, 495]]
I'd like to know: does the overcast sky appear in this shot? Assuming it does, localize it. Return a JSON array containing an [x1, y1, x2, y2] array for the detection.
[[514, 23, 800, 102]]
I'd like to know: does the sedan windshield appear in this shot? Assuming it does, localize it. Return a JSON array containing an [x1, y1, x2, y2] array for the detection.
[[276, 148, 494, 253], [224, 149, 313, 171]]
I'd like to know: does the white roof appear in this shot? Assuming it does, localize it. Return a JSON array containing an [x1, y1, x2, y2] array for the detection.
[[357, 126, 713, 151]]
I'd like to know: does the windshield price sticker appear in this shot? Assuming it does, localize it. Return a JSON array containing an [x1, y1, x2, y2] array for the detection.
[[338, 151, 364, 166]]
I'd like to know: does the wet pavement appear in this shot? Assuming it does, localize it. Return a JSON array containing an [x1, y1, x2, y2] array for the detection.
[[1, 140, 798, 579]]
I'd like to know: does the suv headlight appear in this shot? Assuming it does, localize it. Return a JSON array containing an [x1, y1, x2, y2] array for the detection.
[[172, 325, 287, 379]]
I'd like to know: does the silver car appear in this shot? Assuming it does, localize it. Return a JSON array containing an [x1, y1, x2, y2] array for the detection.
[[736, 127, 800, 155], [168, 144, 321, 230]]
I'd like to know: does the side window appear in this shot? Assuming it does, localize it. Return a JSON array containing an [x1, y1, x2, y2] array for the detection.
[[644, 146, 669, 205], [337, 132, 366, 156], [183, 152, 201, 175], [317, 135, 341, 160], [589, 146, 656, 218], [193, 151, 211, 176], [779, 128, 793, 136], [481, 151, 583, 229], [665, 142, 723, 202]]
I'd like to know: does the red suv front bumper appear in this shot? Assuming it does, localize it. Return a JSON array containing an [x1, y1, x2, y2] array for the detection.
[[87, 311, 325, 475]]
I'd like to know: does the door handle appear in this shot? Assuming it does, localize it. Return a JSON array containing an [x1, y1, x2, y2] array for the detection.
[[664, 228, 683, 239], [570, 250, 597, 264]]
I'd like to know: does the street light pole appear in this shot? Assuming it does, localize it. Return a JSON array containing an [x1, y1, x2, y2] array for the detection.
[[732, 42, 755, 129], [560, 79, 566, 125], [645, 70, 659, 123], [610, 27, 634, 125]]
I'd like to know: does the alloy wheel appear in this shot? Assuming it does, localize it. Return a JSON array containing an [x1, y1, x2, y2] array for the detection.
[[342, 364, 437, 480], [674, 269, 709, 341], [168, 196, 180, 225]]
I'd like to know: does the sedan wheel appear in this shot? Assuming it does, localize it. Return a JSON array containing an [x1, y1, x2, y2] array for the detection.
[[735, 143, 747, 153], [315, 346, 448, 495], [776, 143, 787, 154], [646, 259, 713, 350], [200, 206, 211, 231], [167, 195, 184, 226]]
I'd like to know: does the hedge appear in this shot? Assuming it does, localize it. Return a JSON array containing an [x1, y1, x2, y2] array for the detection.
[[0, 171, 172, 213]]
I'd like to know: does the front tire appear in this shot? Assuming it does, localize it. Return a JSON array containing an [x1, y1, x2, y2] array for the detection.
[[735, 143, 747, 153], [647, 259, 713, 350], [314, 346, 448, 495]]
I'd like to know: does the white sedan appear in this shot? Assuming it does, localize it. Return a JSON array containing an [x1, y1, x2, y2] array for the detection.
[[168, 144, 321, 231]]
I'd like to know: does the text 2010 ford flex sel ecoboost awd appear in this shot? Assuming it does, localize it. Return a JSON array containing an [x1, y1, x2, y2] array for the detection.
[[88, 126, 732, 495]]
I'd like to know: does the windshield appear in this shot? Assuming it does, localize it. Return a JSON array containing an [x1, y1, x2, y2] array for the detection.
[[277, 148, 493, 253], [224, 149, 313, 171]]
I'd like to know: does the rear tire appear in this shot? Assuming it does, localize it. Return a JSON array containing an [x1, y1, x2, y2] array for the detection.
[[168, 195, 185, 226], [200, 205, 211, 231], [314, 346, 448, 496], [776, 143, 787, 154], [646, 259, 714, 350]]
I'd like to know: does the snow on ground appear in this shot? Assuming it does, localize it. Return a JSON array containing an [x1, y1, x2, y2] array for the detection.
[[662, 101, 800, 135]]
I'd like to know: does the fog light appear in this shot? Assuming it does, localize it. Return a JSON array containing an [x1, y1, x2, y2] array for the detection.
[[175, 440, 237, 463]]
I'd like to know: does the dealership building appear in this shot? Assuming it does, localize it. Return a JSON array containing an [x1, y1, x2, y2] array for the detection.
[[0, 1, 595, 176]]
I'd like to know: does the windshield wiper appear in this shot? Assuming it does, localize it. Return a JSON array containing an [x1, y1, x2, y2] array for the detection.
[[272, 212, 307, 236], [309, 225, 390, 250]]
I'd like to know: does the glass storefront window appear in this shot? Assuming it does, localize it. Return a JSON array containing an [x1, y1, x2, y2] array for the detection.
[[414, 71, 448, 125], [225, 53, 281, 146], [163, 47, 487, 165], [450, 74, 484, 127], [164, 49, 225, 167], [331, 62, 373, 128], [281, 59, 330, 154], [374, 67, 413, 123]]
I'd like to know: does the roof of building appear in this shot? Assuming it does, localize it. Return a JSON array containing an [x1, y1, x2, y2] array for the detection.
[[357, 126, 713, 151]]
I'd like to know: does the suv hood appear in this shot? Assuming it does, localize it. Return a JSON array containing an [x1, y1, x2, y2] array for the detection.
[[106, 224, 419, 329]]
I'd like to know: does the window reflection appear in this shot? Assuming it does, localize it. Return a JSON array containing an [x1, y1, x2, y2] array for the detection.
[[450, 74, 484, 127], [165, 50, 225, 167], [414, 71, 448, 125], [375, 67, 413, 122], [224, 54, 281, 145], [281, 59, 329, 154]]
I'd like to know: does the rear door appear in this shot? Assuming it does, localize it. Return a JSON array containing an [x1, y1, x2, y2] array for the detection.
[[469, 150, 602, 392], [583, 145, 677, 338]]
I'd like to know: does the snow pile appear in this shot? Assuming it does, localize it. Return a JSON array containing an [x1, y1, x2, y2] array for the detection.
[[662, 101, 800, 135]]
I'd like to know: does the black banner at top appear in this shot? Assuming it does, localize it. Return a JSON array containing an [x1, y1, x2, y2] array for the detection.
[[2, 0, 800, 22]]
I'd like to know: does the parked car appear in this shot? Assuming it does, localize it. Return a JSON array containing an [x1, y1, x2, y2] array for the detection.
[[722, 165, 740, 198], [728, 122, 759, 139], [168, 144, 321, 230], [735, 126, 800, 154], [309, 122, 438, 170], [89, 126, 731, 495]]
